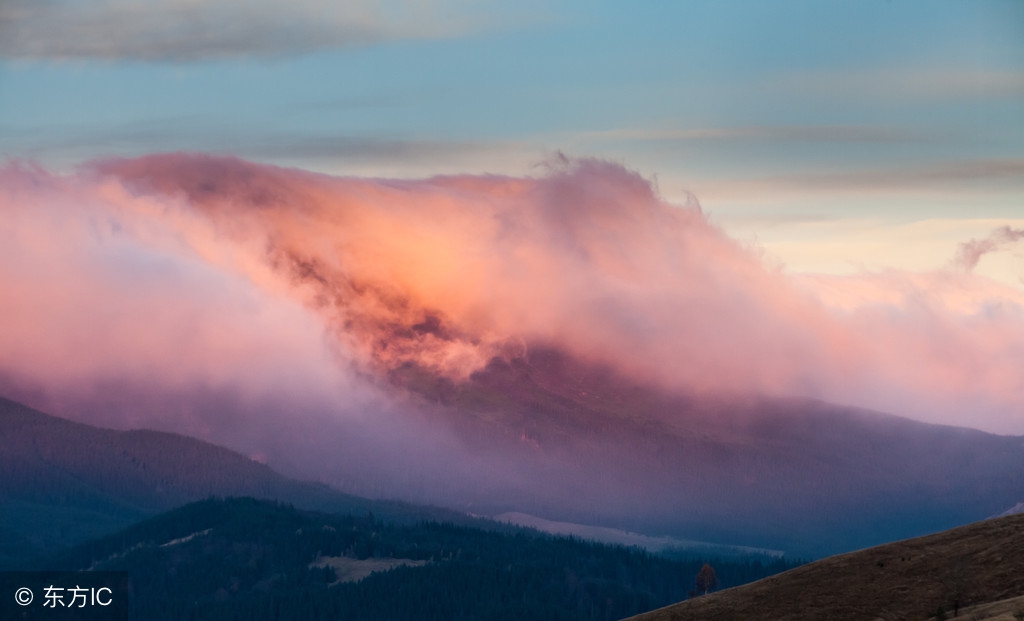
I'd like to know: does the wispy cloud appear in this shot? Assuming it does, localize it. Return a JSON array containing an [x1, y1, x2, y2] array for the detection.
[[773, 68, 1024, 101], [0, 120, 538, 175], [0, 0, 485, 62], [953, 225, 1024, 272], [582, 125, 932, 145], [696, 159, 1024, 201], [278, 92, 416, 115]]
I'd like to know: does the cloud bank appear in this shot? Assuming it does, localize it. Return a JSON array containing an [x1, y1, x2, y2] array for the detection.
[[1, 153, 1023, 450]]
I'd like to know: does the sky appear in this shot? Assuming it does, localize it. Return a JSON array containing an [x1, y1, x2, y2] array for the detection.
[[1, 0, 1023, 448], [2, 0, 1021, 283]]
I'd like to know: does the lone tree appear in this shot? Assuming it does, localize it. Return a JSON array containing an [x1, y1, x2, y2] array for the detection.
[[695, 563, 718, 596], [943, 556, 970, 617]]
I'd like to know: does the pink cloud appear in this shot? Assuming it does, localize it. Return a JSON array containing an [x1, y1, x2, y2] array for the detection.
[[2, 153, 1024, 441], [0, 162, 367, 431]]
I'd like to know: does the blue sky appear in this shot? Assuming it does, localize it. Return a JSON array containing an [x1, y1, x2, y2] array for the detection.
[[1, 0, 1022, 281]]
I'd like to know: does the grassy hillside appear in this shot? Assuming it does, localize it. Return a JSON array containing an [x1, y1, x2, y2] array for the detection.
[[628, 512, 1024, 621]]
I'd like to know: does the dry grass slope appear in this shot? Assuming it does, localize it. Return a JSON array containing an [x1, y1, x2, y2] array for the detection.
[[627, 513, 1024, 621]]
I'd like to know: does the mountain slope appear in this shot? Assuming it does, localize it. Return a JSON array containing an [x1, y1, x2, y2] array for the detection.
[[628, 511, 1024, 621], [0, 396, 463, 566], [393, 347, 1024, 556]]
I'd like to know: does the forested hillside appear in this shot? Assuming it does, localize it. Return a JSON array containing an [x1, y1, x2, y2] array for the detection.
[[42, 497, 800, 621]]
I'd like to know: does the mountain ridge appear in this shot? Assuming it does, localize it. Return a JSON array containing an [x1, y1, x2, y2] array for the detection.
[[0, 395, 467, 566]]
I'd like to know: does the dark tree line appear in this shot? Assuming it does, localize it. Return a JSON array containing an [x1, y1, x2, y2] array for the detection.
[[42, 498, 802, 620]]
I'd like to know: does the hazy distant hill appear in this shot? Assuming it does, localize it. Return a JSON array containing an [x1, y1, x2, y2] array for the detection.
[[0, 396, 464, 566], [393, 347, 1024, 557], [628, 512, 1024, 621]]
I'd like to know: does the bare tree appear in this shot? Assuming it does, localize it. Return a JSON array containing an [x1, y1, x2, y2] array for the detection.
[[942, 556, 970, 617]]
